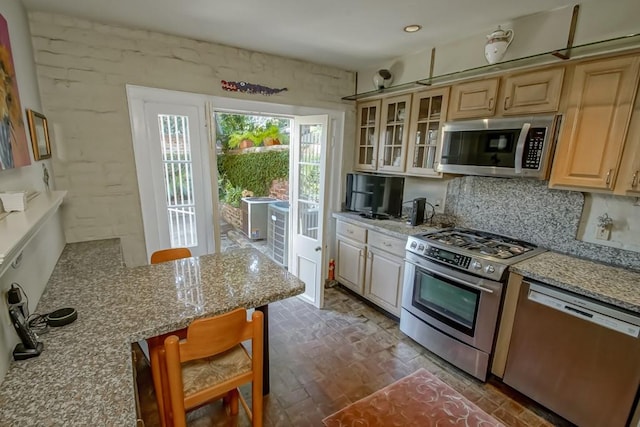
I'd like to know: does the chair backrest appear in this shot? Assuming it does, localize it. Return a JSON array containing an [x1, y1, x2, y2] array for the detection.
[[150, 247, 192, 264], [164, 309, 264, 426]]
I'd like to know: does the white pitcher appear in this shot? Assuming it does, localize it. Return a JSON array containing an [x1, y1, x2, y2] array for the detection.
[[485, 26, 514, 64]]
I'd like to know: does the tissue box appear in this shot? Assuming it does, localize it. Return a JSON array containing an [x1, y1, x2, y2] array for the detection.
[[0, 191, 27, 212]]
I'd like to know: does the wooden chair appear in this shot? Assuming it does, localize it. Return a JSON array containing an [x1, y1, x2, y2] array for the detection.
[[147, 246, 192, 426], [151, 247, 192, 264], [163, 309, 264, 427]]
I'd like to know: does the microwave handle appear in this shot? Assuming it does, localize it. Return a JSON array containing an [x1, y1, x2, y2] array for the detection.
[[514, 123, 531, 174]]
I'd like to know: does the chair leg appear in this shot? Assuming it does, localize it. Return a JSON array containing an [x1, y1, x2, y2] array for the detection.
[[252, 381, 263, 427], [228, 388, 239, 416]]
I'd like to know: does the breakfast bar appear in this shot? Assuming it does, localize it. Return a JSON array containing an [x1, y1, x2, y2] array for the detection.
[[0, 239, 305, 426]]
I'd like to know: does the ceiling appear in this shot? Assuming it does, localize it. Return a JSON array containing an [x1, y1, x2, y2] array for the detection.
[[21, 0, 582, 71]]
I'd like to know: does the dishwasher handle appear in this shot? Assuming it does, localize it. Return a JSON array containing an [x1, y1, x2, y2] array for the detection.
[[527, 283, 640, 338]]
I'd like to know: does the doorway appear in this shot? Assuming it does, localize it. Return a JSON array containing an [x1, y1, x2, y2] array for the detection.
[[128, 85, 345, 308], [213, 111, 292, 256]]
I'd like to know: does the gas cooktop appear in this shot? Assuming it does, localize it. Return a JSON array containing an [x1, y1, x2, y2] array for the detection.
[[406, 228, 546, 281]]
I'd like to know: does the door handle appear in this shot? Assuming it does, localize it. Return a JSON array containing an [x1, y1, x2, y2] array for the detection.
[[315, 246, 322, 252]]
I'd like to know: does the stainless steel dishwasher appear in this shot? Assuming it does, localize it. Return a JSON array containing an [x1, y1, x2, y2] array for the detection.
[[503, 280, 640, 427]]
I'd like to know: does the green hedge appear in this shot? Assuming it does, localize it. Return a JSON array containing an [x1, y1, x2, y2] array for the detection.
[[218, 150, 289, 196]]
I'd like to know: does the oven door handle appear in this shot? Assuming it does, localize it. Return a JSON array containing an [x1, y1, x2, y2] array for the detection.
[[514, 122, 530, 174], [404, 260, 494, 294]]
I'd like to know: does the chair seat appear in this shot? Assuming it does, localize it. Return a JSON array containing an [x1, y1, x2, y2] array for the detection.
[[182, 344, 252, 396]]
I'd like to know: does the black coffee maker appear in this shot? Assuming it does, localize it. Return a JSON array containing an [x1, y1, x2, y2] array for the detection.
[[409, 198, 426, 226]]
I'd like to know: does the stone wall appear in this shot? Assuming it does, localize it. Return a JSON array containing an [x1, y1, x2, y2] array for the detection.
[[220, 204, 242, 231], [28, 12, 354, 266], [269, 178, 289, 200]]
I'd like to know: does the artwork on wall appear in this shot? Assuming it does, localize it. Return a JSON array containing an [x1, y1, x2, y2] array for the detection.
[[221, 80, 288, 95], [0, 14, 30, 171], [26, 109, 51, 160]]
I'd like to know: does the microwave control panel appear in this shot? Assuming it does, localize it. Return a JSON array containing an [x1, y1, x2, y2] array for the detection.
[[523, 128, 547, 169]]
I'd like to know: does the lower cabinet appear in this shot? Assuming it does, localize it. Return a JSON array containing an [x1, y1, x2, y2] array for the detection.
[[364, 246, 404, 316], [336, 237, 366, 294], [335, 220, 406, 316]]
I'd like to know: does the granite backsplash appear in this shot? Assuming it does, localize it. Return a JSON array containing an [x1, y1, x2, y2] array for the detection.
[[444, 176, 640, 272]]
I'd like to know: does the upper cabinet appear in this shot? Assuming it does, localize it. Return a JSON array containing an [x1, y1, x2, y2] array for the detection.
[[497, 67, 565, 116], [406, 87, 450, 176], [549, 55, 640, 191], [378, 94, 412, 172], [448, 67, 565, 120], [448, 78, 499, 120], [614, 79, 640, 196], [355, 94, 412, 173], [355, 99, 381, 171]]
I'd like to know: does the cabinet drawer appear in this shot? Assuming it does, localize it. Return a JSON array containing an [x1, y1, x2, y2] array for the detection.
[[368, 230, 405, 257], [336, 220, 367, 243]]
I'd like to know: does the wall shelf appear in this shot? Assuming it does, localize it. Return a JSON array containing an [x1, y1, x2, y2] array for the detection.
[[343, 33, 640, 101], [0, 191, 66, 277]]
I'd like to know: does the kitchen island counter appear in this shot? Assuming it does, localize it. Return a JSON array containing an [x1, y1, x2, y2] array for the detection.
[[510, 251, 640, 314], [0, 239, 305, 426]]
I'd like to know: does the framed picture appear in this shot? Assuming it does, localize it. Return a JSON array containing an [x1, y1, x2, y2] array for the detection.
[[26, 109, 51, 160]]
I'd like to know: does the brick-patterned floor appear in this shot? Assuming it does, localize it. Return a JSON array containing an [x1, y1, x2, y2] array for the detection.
[[136, 286, 572, 426]]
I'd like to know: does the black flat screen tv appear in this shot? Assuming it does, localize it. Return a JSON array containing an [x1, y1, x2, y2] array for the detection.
[[345, 173, 404, 219]]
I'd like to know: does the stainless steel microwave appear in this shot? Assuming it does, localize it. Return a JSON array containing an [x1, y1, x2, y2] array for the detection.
[[437, 115, 558, 179]]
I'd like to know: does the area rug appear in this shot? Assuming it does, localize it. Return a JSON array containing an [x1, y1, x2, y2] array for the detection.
[[322, 368, 505, 427]]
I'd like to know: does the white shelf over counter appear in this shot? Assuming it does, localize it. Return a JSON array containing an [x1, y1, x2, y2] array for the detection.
[[0, 190, 67, 276]]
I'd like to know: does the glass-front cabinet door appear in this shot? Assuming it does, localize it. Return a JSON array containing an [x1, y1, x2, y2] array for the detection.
[[406, 87, 450, 176], [355, 99, 381, 171], [378, 94, 411, 173]]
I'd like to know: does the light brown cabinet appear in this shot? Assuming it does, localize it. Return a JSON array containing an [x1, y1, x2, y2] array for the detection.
[[497, 67, 565, 116], [406, 87, 450, 176], [549, 55, 640, 191], [448, 78, 499, 120], [614, 85, 640, 195], [448, 67, 565, 120]]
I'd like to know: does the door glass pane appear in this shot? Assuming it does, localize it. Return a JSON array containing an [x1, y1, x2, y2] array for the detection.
[[158, 114, 197, 248], [298, 124, 321, 239]]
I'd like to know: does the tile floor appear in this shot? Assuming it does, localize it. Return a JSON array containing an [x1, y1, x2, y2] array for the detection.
[[135, 285, 573, 427]]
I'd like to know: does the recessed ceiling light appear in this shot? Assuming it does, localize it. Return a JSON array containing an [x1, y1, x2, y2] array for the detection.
[[404, 25, 422, 33]]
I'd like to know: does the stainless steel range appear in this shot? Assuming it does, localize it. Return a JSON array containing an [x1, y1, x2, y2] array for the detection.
[[400, 228, 545, 380]]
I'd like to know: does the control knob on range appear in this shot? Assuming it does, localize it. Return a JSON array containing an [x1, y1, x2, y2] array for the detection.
[[485, 265, 495, 274], [472, 261, 482, 270], [417, 244, 425, 251], [410, 241, 417, 249]]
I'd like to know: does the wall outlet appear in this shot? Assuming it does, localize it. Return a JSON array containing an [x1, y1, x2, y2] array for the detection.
[[434, 199, 444, 214], [596, 225, 611, 240]]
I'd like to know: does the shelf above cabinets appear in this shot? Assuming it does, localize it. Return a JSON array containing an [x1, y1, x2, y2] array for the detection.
[[343, 33, 640, 102]]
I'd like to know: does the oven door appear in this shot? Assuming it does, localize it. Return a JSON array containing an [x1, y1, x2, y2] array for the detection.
[[402, 255, 504, 353]]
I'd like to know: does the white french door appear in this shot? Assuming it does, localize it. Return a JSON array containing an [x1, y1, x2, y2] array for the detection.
[[290, 115, 329, 308], [128, 87, 215, 261]]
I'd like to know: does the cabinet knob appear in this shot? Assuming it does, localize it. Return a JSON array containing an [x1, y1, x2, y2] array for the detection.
[[632, 171, 639, 189], [488, 98, 494, 110], [606, 169, 613, 186], [503, 96, 510, 110]]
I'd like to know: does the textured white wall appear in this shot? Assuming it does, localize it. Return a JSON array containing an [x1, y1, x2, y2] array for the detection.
[[28, 12, 355, 267], [0, 1, 65, 383]]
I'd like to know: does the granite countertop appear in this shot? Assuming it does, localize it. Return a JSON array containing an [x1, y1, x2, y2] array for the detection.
[[511, 251, 640, 314], [334, 211, 640, 314], [0, 239, 305, 426], [332, 211, 442, 239]]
